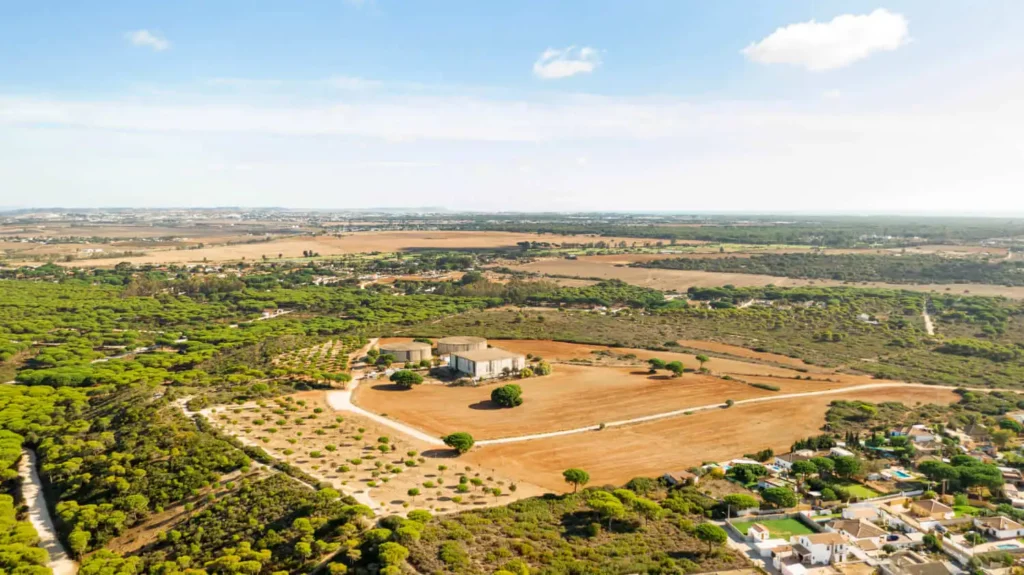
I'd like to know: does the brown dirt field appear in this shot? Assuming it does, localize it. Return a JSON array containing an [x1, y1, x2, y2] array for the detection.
[[466, 386, 959, 491], [43, 231, 660, 267], [676, 340, 828, 372], [210, 391, 545, 516], [491, 339, 817, 379], [508, 258, 1024, 299], [354, 363, 855, 440]]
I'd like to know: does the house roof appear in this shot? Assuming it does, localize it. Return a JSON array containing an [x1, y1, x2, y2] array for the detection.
[[975, 515, 1024, 531], [902, 562, 954, 575], [450, 347, 525, 362], [832, 519, 887, 539], [750, 523, 770, 534], [777, 452, 811, 463], [911, 499, 953, 514], [804, 532, 846, 545]]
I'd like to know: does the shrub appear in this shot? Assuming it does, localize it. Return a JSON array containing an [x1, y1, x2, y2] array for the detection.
[[491, 384, 524, 408]]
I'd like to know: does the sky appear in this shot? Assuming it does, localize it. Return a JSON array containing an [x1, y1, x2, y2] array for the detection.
[[2, 1, 1023, 214]]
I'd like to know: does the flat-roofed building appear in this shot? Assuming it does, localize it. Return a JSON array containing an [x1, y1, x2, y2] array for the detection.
[[450, 348, 525, 379]]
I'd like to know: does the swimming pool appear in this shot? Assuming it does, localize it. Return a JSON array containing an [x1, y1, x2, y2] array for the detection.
[[892, 470, 913, 479], [997, 544, 1019, 550]]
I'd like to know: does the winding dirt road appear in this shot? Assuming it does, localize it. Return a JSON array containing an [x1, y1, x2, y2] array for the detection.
[[922, 298, 936, 336]]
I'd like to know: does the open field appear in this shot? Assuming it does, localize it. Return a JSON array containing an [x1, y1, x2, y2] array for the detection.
[[463, 386, 959, 491], [676, 339, 828, 372], [488, 339, 879, 384], [353, 362, 855, 440], [39, 231, 660, 267], [731, 518, 814, 539], [508, 257, 1024, 298], [208, 391, 546, 516]]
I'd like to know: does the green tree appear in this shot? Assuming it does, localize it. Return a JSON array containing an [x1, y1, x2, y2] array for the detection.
[[833, 455, 862, 479], [694, 523, 727, 553], [632, 497, 663, 525], [695, 354, 710, 370], [562, 468, 591, 493], [68, 528, 91, 557], [665, 361, 685, 377], [390, 370, 424, 389], [587, 491, 626, 529], [378, 542, 410, 566], [762, 487, 798, 509], [490, 384, 524, 408], [648, 358, 666, 371], [443, 432, 475, 454], [723, 493, 758, 515], [791, 459, 818, 489]]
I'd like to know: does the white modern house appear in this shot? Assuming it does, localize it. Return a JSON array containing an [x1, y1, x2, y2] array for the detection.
[[794, 533, 850, 565], [974, 516, 1024, 540], [774, 452, 812, 471], [450, 348, 526, 379]]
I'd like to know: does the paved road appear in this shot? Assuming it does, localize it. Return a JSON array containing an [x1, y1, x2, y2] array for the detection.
[[19, 450, 77, 575]]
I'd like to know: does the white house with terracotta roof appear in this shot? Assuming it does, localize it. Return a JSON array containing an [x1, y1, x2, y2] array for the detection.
[[829, 519, 887, 548], [974, 515, 1024, 539], [747, 523, 771, 542]]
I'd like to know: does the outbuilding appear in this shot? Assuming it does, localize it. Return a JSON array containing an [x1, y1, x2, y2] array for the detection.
[[437, 336, 487, 355], [450, 348, 525, 379], [379, 341, 433, 363]]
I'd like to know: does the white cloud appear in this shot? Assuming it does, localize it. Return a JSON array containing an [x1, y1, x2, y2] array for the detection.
[[822, 89, 842, 99], [125, 29, 171, 51], [533, 46, 601, 79], [742, 9, 908, 71]]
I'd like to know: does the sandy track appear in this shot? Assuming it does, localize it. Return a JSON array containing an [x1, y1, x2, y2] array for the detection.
[[19, 450, 77, 575], [922, 299, 936, 336]]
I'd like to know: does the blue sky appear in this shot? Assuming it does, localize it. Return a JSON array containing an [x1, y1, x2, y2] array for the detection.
[[2, 1, 1023, 212]]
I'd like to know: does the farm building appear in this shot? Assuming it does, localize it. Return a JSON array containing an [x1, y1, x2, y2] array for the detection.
[[450, 348, 525, 379], [436, 336, 487, 355], [379, 341, 432, 363]]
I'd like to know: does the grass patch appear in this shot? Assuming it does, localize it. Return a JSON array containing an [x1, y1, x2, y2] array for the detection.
[[831, 481, 881, 499], [731, 518, 814, 539]]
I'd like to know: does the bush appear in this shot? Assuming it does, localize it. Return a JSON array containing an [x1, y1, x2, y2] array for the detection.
[[390, 370, 424, 389], [439, 541, 470, 569], [491, 384, 524, 408]]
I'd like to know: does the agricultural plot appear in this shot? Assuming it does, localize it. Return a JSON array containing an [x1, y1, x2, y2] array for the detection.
[[353, 355, 858, 441], [208, 392, 545, 517], [463, 386, 959, 491], [273, 339, 353, 373]]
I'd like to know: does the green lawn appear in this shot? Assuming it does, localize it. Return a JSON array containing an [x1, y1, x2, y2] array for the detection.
[[732, 518, 815, 539], [831, 481, 881, 499]]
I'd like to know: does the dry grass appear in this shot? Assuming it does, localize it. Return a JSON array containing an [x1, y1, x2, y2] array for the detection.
[[465, 386, 959, 491], [508, 257, 1024, 299], [42, 231, 658, 267]]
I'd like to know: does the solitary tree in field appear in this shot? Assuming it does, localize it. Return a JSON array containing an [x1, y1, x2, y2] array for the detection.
[[491, 384, 523, 408], [647, 358, 666, 373], [390, 370, 424, 389], [563, 468, 590, 493], [696, 354, 710, 370], [443, 432, 475, 455], [666, 361, 684, 377], [694, 523, 727, 553]]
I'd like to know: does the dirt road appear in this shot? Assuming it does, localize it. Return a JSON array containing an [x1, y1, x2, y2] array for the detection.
[[19, 450, 77, 575], [922, 299, 936, 336]]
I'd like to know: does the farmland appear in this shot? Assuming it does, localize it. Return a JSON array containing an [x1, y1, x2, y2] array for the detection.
[[462, 386, 960, 491], [506, 256, 1024, 299]]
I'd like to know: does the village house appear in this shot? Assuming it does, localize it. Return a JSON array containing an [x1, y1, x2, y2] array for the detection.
[[829, 519, 887, 548], [908, 499, 955, 521], [842, 504, 880, 521], [880, 550, 954, 575], [775, 452, 812, 471], [773, 532, 849, 574], [973, 515, 1024, 539], [747, 523, 771, 542]]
